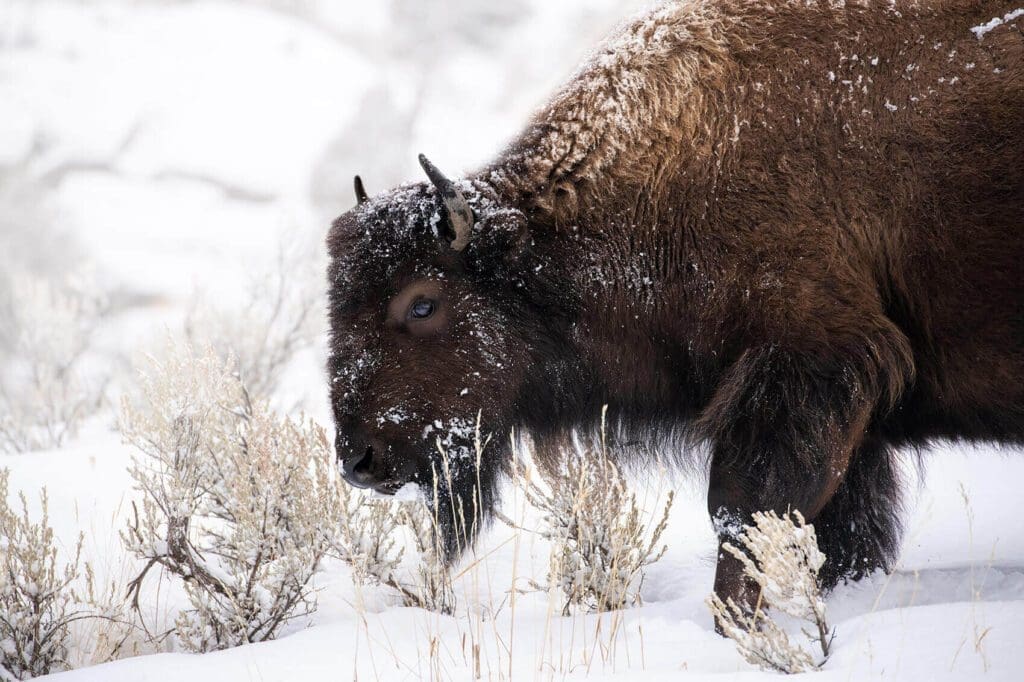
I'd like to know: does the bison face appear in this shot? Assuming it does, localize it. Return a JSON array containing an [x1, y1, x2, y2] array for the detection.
[[326, 159, 549, 553]]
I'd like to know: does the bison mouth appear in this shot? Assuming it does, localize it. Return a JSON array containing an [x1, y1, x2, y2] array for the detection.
[[339, 443, 412, 495], [368, 480, 407, 496], [336, 422, 505, 560]]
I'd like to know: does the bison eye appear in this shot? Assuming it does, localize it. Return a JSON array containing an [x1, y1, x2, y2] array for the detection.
[[409, 299, 436, 320]]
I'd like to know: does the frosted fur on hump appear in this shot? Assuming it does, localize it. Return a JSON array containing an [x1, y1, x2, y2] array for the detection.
[[482, 0, 734, 213]]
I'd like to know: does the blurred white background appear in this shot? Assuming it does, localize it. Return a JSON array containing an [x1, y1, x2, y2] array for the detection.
[[0, 0, 644, 320]]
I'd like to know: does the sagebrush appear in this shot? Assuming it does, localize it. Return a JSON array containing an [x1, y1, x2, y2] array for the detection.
[[707, 510, 833, 674], [0, 271, 107, 454], [120, 341, 456, 653], [0, 470, 129, 680], [121, 343, 340, 652], [334, 491, 454, 616], [513, 409, 673, 614]]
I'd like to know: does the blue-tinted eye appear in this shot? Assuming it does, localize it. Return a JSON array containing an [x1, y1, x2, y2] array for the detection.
[[410, 299, 435, 319]]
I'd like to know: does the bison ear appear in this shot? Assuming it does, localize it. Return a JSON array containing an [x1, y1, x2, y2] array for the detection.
[[471, 208, 532, 266]]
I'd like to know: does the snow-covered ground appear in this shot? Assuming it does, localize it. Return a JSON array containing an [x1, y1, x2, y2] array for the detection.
[[11, 439, 1024, 681], [1, 1, 1022, 680]]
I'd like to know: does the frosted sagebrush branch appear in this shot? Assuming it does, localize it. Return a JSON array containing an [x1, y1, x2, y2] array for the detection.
[[707, 594, 816, 674], [707, 510, 833, 673], [328, 436, 456, 615], [0, 271, 108, 453], [1, 470, 133, 679], [331, 491, 455, 614], [396, 499, 455, 615], [722, 510, 832, 658], [512, 409, 673, 614]]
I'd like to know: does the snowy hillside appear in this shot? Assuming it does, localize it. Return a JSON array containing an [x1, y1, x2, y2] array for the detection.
[[1, 1, 1022, 680]]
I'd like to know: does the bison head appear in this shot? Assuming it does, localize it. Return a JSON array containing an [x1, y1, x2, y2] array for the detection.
[[326, 155, 570, 556]]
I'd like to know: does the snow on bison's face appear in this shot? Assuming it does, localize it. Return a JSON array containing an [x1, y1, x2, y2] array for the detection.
[[325, 157, 552, 554]]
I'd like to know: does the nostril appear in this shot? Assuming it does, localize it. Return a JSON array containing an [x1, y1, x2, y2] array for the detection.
[[353, 446, 374, 474], [337, 436, 406, 495], [339, 439, 379, 489]]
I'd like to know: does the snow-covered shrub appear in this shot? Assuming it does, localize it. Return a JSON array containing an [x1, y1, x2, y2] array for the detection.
[[332, 493, 404, 593], [0, 470, 129, 679], [0, 271, 107, 453], [395, 499, 455, 615], [706, 510, 833, 674], [335, 418, 490, 616], [332, 485, 454, 615], [64, 574, 141, 674], [0, 153, 109, 454], [0, 469, 81, 679], [184, 246, 320, 403], [120, 343, 340, 652], [707, 595, 815, 674], [514, 409, 673, 614]]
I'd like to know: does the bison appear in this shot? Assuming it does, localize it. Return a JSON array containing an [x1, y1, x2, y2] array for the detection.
[[327, 0, 1023, 613]]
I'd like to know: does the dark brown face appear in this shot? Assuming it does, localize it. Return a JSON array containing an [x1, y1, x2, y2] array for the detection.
[[326, 179, 541, 523], [331, 272, 522, 494]]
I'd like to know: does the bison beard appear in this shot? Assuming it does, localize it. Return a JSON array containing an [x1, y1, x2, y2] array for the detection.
[[421, 435, 505, 562], [327, 0, 1024, 620]]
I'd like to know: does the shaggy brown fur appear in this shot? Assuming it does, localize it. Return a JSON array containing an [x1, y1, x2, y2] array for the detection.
[[326, 0, 1023, 613]]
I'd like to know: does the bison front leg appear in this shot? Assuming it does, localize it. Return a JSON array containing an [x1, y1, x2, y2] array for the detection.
[[698, 337, 912, 623]]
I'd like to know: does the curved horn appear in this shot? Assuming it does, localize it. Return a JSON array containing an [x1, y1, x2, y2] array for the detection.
[[353, 175, 369, 205], [418, 153, 474, 251]]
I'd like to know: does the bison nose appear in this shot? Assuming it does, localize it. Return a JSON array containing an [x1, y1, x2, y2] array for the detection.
[[338, 435, 387, 489], [339, 444, 376, 489]]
